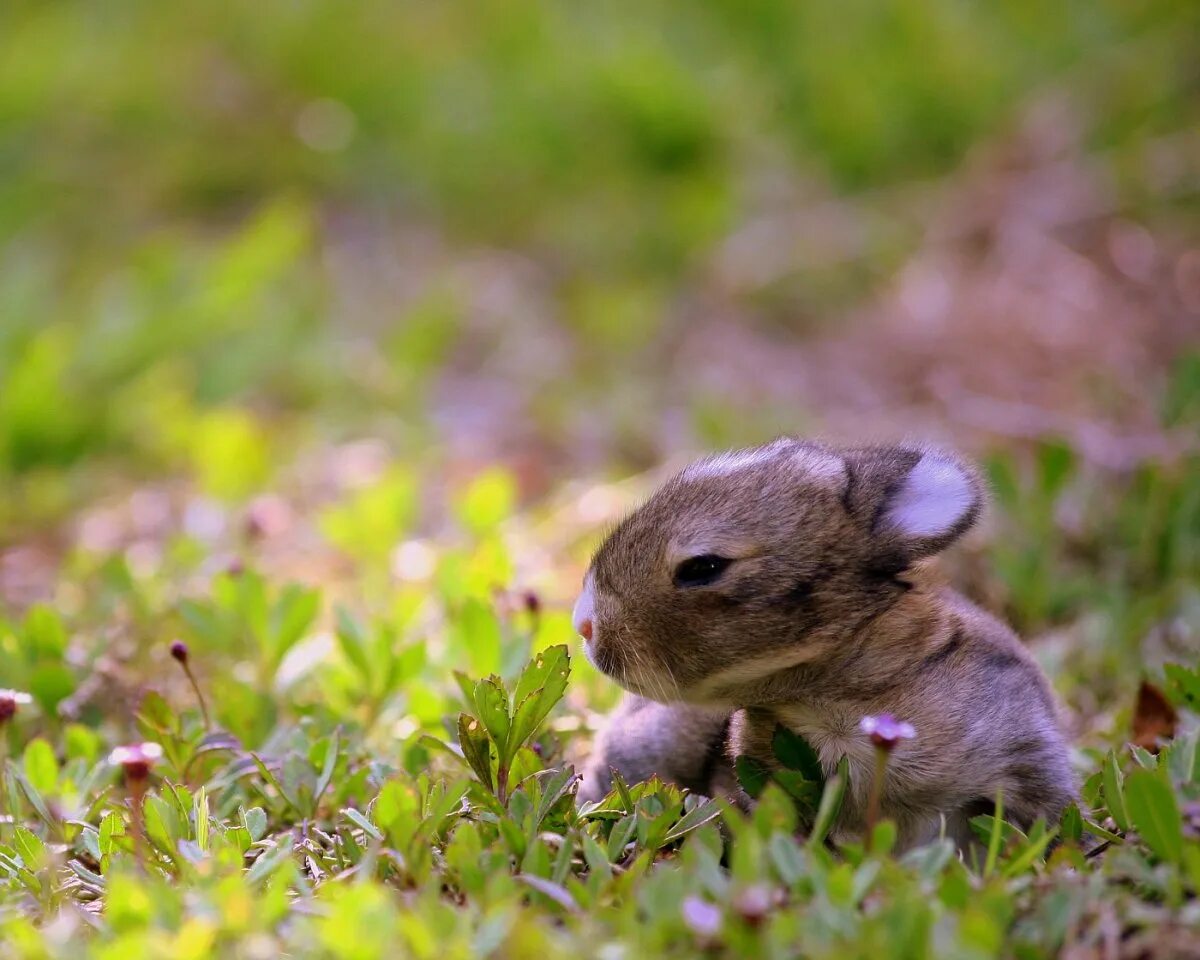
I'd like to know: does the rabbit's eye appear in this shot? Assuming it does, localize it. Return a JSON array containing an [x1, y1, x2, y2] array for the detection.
[[673, 554, 732, 587]]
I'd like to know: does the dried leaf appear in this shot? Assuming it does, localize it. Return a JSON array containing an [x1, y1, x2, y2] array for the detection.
[[1132, 680, 1177, 751]]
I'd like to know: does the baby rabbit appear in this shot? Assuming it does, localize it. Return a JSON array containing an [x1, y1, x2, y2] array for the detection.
[[574, 439, 1074, 850]]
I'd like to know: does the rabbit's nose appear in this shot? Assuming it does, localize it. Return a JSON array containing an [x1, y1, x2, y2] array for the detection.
[[572, 579, 595, 642]]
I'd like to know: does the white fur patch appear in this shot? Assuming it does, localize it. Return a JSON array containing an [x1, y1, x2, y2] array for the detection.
[[684, 443, 845, 489], [683, 449, 767, 480], [683, 641, 832, 703], [882, 454, 974, 538], [790, 447, 847, 488]]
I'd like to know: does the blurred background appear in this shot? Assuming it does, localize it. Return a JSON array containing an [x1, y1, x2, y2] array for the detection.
[[1, 1, 1198, 737]]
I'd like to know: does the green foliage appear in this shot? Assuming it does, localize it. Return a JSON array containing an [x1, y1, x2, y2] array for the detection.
[[1166, 663, 1200, 712], [736, 726, 830, 825], [320, 469, 419, 565], [0, 606, 78, 717], [455, 645, 570, 804], [2, 540, 1200, 957], [178, 571, 320, 690], [454, 469, 517, 538]]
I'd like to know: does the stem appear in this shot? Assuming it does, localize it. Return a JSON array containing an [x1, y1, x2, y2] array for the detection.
[[182, 662, 211, 731], [496, 763, 509, 807], [129, 779, 148, 873], [0, 735, 8, 842], [864, 746, 889, 851], [983, 789, 1004, 877]]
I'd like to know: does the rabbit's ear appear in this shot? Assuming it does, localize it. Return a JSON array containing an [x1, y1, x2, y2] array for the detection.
[[879, 451, 981, 547], [844, 445, 984, 561]]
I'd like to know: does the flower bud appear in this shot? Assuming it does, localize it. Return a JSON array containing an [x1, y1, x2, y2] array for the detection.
[[523, 590, 541, 617], [0, 689, 32, 723], [169, 640, 189, 664]]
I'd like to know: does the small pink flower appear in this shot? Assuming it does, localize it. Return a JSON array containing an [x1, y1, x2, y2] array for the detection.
[[860, 714, 916, 751], [109, 742, 164, 781], [0, 689, 33, 723], [682, 895, 722, 941], [732, 884, 774, 926]]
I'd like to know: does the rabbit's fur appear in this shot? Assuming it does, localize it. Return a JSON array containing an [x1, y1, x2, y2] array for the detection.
[[574, 439, 1074, 850]]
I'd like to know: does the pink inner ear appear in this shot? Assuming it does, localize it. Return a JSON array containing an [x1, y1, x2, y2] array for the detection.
[[882, 456, 974, 538]]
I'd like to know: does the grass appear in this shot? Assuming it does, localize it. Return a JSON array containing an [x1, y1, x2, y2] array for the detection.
[[0, 432, 1198, 957], [2, 0, 1200, 955]]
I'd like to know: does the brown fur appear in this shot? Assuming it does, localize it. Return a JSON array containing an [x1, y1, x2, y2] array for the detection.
[[575, 438, 1075, 850]]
